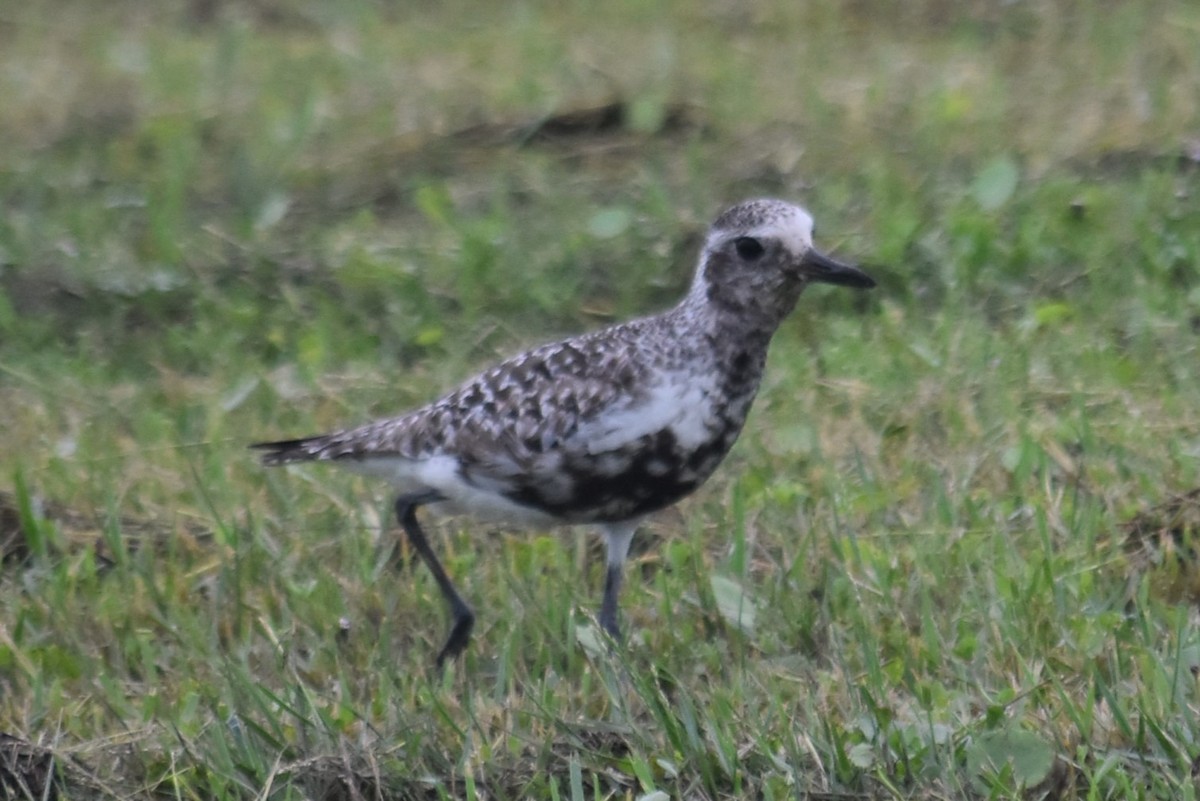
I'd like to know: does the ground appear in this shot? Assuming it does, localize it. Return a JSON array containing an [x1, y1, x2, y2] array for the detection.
[[1, 1, 1200, 798]]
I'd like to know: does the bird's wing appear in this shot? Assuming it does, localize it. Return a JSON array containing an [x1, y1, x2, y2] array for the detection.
[[418, 329, 658, 468], [252, 322, 664, 470]]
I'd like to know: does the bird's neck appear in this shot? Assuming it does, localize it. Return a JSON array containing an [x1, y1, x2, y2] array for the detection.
[[666, 282, 786, 399], [676, 271, 803, 343]]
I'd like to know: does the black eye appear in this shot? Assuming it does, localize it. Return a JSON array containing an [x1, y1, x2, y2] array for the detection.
[[734, 236, 765, 260]]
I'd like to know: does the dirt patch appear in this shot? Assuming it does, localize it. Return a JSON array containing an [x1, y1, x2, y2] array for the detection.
[[1122, 488, 1200, 603], [0, 733, 115, 800], [0, 734, 58, 801], [0, 489, 211, 570], [450, 100, 704, 149]]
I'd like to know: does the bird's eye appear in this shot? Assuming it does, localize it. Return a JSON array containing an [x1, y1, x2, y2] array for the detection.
[[734, 237, 765, 260]]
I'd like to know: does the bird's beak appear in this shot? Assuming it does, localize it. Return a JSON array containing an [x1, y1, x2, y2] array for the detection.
[[799, 248, 876, 288]]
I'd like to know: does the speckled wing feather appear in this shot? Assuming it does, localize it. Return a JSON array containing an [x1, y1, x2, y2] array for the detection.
[[252, 318, 661, 472]]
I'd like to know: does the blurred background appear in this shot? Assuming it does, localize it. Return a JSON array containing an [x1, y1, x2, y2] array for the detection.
[[1, 1, 1199, 798]]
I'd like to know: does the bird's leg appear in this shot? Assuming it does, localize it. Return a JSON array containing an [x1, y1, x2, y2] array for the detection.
[[598, 523, 637, 640], [395, 494, 475, 669]]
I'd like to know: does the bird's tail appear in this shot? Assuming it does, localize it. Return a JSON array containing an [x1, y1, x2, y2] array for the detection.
[[249, 436, 332, 466]]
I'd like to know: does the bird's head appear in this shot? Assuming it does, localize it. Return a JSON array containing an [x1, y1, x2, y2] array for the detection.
[[693, 199, 874, 324]]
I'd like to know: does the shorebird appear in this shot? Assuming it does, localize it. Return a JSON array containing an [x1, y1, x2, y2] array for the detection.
[[252, 199, 874, 668]]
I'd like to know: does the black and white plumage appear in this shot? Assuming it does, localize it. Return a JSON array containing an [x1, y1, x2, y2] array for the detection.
[[252, 198, 875, 667]]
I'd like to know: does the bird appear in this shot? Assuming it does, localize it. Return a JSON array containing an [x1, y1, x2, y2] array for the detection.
[[252, 198, 875, 668]]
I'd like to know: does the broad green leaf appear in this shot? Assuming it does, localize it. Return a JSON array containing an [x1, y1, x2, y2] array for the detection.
[[1033, 302, 1073, 328], [574, 622, 607, 658], [966, 729, 1055, 791], [588, 207, 634, 239], [710, 574, 759, 633], [848, 742, 876, 768], [972, 156, 1019, 210]]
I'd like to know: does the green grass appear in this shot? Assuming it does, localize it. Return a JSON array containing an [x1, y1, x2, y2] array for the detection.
[[2, 0, 1200, 798]]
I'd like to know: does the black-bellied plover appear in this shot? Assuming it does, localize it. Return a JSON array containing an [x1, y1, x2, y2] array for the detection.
[[253, 199, 875, 667]]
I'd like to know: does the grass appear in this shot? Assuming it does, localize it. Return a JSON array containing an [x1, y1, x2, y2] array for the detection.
[[2, 0, 1200, 798]]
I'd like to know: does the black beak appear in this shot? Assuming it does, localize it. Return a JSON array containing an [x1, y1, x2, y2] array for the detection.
[[799, 248, 876, 289]]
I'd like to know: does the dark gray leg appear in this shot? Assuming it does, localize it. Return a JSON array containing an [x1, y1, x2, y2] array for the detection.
[[599, 562, 624, 639], [598, 523, 637, 640], [395, 494, 475, 669]]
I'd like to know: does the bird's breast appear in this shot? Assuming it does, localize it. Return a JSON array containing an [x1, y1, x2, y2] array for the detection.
[[503, 371, 757, 523]]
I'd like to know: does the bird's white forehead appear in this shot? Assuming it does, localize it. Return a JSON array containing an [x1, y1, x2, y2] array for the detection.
[[707, 199, 815, 256]]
